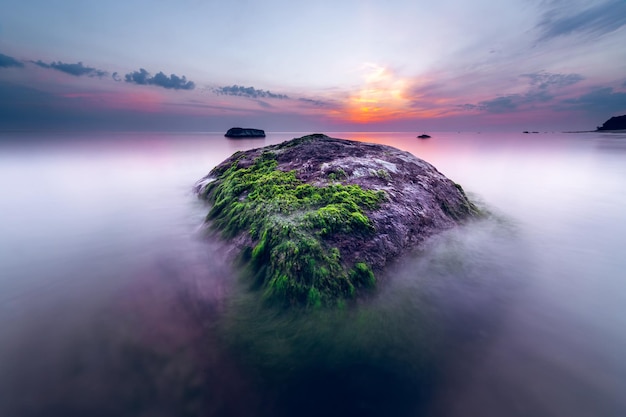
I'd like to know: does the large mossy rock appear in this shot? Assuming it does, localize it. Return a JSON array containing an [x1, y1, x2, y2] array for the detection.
[[196, 134, 479, 307]]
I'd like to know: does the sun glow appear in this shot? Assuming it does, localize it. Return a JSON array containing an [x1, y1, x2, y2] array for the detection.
[[345, 64, 411, 123]]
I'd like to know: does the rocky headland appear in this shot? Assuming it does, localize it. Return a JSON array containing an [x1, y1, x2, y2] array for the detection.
[[596, 115, 626, 131], [225, 127, 266, 138], [196, 134, 480, 307]]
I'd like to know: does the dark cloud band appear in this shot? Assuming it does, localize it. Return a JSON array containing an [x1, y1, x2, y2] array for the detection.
[[461, 71, 585, 113], [536, 0, 626, 42], [214, 85, 288, 99], [32, 60, 107, 77], [559, 87, 626, 114], [521, 71, 584, 89], [0, 52, 24, 68], [298, 97, 333, 107], [461, 96, 520, 114], [124, 68, 195, 90]]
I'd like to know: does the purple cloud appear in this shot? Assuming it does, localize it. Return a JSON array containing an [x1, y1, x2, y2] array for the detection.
[[558, 87, 626, 114], [33, 60, 107, 77], [214, 85, 288, 99], [0, 52, 24, 68], [537, 0, 626, 42], [521, 71, 584, 89], [125, 68, 195, 90]]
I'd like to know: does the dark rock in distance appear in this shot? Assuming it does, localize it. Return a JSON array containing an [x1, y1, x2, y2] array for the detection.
[[597, 115, 626, 131], [195, 134, 479, 307], [225, 127, 266, 138], [417, 134, 431, 139]]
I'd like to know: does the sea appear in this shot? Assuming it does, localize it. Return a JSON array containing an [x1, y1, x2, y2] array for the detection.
[[1, 130, 625, 417]]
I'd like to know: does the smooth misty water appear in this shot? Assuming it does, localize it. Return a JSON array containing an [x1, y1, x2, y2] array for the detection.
[[1, 131, 625, 417]]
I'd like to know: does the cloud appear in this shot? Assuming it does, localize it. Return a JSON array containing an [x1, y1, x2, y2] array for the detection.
[[214, 85, 288, 99], [523, 89, 553, 103], [460, 92, 552, 114], [112, 72, 122, 82], [0, 52, 24, 68], [521, 71, 584, 89], [558, 87, 626, 114], [536, 0, 626, 42], [463, 96, 520, 114], [298, 97, 334, 107], [461, 84, 626, 123], [255, 99, 272, 108], [124, 68, 195, 90], [32, 60, 107, 77], [460, 71, 584, 114], [125, 68, 151, 85], [151, 71, 195, 90]]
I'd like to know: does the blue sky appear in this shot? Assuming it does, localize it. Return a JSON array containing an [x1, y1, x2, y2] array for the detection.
[[1, 0, 625, 131]]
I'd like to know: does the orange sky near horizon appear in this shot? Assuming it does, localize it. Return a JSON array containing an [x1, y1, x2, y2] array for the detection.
[[332, 64, 465, 124]]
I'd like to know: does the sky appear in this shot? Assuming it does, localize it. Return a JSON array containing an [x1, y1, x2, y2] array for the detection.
[[1, 0, 625, 132]]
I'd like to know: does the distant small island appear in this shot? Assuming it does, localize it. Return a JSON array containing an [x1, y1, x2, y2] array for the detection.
[[225, 127, 266, 138], [596, 115, 626, 131], [417, 134, 431, 139]]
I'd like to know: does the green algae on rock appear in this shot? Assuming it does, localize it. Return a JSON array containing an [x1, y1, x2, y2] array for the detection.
[[196, 134, 479, 307]]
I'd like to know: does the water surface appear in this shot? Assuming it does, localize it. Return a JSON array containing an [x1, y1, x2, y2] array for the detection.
[[1, 131, 625, 416]]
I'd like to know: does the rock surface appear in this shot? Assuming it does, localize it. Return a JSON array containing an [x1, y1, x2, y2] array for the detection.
[[597, 115, 626, 131], [196, 134, 479, 306], [225, 127, 266, 138]]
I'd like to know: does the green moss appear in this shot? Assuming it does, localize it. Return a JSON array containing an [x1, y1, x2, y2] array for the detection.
[[374, 169, 391, 181], [350, 262, 376, 288], [451, 182, 482, 217], [203, 152, 386, 307], [327, 168, 347, 182]]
